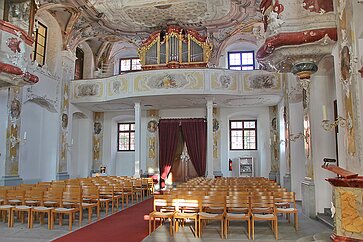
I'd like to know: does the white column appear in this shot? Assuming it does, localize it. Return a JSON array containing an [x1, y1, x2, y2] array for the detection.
[[134, 102, 141, 178], [206, 100, 214, 178]]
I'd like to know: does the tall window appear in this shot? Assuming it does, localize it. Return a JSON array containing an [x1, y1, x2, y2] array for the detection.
[[228, 51, 255, 70], [74, 47, 84, 80], [33, 21, 47, 66], [230, 120, 257, 150], [117, 123, 135, 151], [119, 58, 141, 74]]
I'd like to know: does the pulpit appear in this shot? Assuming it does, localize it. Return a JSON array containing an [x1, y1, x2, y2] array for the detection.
[[322, 164, 363, 241]]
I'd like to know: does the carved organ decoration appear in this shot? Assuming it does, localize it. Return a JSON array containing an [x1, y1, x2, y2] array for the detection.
[[138, 26, 212, 70]]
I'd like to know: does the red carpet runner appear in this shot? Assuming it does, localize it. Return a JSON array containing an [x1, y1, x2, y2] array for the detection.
[[53, 198, 153, 242]]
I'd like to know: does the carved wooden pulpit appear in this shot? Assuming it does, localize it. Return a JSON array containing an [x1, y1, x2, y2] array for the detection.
[[322, 164, 363, 242]]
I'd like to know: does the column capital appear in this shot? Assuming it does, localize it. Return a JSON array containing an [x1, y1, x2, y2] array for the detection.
[[291, 62, 318, 79]]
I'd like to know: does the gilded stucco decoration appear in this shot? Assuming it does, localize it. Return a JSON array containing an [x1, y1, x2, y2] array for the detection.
[[6, 87, 22, 176], [244, 73, 281, 91], [213, 107, 220, 159], [147, 110, 159, 168], [76, 83, 102, 97], [337, 0, 357, 157], [211, 73, 237, 90], [134, 72, 203, 91], [92, 112, 104, 171], [108, 77, 128, 96]]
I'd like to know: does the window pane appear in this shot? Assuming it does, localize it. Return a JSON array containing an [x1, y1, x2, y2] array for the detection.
[[119, 133, 130, 150], [231, 121, 242, 129], [131, 59, 141, 70], [38, 26, 46, 36], [120, 60, 131, 71], [229, 53, 241, 65], [241, 52, 254, 65], [130, 132, 135, 150], [231, 130, 243, 149], [38, 36, 45, 46], [37, 45, 44, 55], [230, 66, 241, 70], [130, 124, 135, 131], [244, 121, 255, 128], [36, 55, 43, 65], [119, 124, 129, 131], [242, 66, 254, 70]]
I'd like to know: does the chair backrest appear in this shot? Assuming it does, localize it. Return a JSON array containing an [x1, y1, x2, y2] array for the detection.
[[226, 195, 250, 213], [7, 189, 25, 204], [273, 191, 296, 208], [61, 191, 82, 207], [200, 195, 226, 213], [251, 195, 275, 214], [153, 194, 176, 212], [82, 187, 100, 200], [175, 195, 201, 213], [25, 190, 44, 203]]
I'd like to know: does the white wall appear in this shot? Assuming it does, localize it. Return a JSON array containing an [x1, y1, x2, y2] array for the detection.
[[289, 101, 305, 200], [220, 106, 271, 178], [19, 102, 58, 183], [311, 67, 336, 213]]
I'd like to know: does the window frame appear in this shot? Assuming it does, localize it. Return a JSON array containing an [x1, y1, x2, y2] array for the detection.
[[32, 20, 47, 66], [229, 120, 257, 150], [117, 122, 135, 152], [119, 57, 141, 74], [227, 51, 255, 70], [74, 47, 84, 80]]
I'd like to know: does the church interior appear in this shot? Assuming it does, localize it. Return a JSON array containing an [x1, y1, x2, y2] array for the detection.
[[0, 0, 363, 241]]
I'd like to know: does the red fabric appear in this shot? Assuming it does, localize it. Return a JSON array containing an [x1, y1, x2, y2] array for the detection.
[[180, 119, 207, 176], [53, 198, 153, 242], [158, 119, 180, 185]]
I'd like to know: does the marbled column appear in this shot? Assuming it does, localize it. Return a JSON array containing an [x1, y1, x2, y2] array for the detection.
[[292, 62, 318, 218], [134, 102, 141, 178], [147, 110, 159, 174], [283, 78, 292, 191], [2, 87, 23, 185], [92, 112, 104, 171], [57, 50, 76, 180], [212, 107, 222, 177], [206, 100, 214, 178], [269, 105, 280, 182]]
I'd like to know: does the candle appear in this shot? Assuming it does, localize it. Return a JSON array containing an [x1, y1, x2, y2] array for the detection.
[[23, 131, 27, 140], [71, 139, 74, 145], [322, 105, 327, 120]]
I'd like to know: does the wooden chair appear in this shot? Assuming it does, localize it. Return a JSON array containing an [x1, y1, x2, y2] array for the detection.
[[198, 195, 226, 239], [250, 195, 278, 240], [149, 194, 176, 235], [51, 190, 82, 231], [82, 187, 100, 223], [173, 195, 201, 237], [8, 190, 32, 228], [31, 190, 61, 230], [274, 191, 298, 230], [98, 185, 114, 215], [224, 194, 251, 239], [0, 190, 14, 227]]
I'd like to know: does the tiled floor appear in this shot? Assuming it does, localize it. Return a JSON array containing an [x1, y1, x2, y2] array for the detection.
[[0, 201, 332, 242]]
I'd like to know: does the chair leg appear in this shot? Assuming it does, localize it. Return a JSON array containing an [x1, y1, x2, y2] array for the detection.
[[294, 213, 298, 231], [224, 219, 228, 238], [275, 219, 278, 240], [69, 213, 73, 231], [252, 217, 255, 240]]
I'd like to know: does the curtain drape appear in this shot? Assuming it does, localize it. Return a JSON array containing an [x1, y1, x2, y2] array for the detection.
[[158, 119, 180, 187], [180, 118, 207, 176]]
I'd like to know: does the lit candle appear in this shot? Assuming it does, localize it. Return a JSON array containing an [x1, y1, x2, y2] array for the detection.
[[322, 105, 327, 120], [23, 131, 27, 140]]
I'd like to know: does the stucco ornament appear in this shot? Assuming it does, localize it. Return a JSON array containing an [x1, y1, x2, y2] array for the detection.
[[6, 32, 27, 72], [269, 11, 284, 34]]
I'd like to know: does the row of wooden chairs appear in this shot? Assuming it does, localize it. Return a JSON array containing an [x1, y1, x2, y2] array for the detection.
[[149, 192, 298, 240], [0, 177, 155, 230]]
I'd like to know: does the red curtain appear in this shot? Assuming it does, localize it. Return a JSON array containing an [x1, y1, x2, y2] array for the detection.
[[158, 119, 180, 187], [181, 119, 207, 176]]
